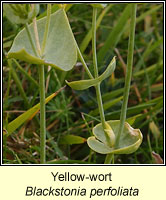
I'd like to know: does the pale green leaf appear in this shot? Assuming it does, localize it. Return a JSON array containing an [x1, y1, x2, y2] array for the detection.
[[66, 56, 116, 90], [87, 136, 113, 154], [87, 120, 143, 154], [8, 9, 77, 71]]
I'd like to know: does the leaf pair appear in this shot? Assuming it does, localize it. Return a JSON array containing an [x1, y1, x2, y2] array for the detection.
[[87, 120, 143, 154], [66, 56, 116, 90], [8, 8, 77, 71]]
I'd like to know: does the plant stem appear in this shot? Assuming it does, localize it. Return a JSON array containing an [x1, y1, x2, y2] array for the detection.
[[92, 7, 98, 78], [104, 153, 114, 164], [92, 7, 114, 164], [63, 9, 92, 78], [115, 4, 137, 148], [80, 4, 113, 53], [31, 12, 46, 164], [39, 4, 52, 164], [76, 44, 94, 79], [29, 4, 51, 164], [70, 7, 111, 163], [95, 84, 106, 127], [73, 8, 106, 128], [41, 4, 51, 55], [25, 23, 38, 57], [39, 64, 46, 164], [32, 13, 41, 56], [92, 7, 106, 129]]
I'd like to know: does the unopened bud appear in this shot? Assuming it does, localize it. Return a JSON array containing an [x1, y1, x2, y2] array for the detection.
[[104, 122, 115, 147]]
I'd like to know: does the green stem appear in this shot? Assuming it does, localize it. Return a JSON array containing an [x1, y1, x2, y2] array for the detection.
[[27, 4, 51, 164], [41, 4, 51, 55], [112, 154, 114, 164], [92, 7, 98, 78], [25, 23, 38, 57], [32, 14, 41, 56], [115, 4, 137, 148], [39, 64, 46, 164], [92, 7, 106, 129], [76, 43, 94, 79], [60, 5, 91, 78], [95, 84, 106, 127], [39, 4, 51, 164], [80, 4, 113, 53], [92, 7, 114, 164], [104, 153, 114, 164], [30, 10, 45, 164]]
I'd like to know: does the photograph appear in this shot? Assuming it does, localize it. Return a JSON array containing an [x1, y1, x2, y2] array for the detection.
[[2, 2, 164, 165]]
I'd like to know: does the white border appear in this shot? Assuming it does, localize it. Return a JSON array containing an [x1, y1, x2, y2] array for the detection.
[[1, 1, 165, 166]]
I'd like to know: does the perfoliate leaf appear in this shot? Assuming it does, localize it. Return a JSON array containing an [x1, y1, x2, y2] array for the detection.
[[8, 9, 77, 71], [59, 135, 86, 145], [66, 56, 116, 90], [87, 120, 143, 154], [87, 136, 114, 154]]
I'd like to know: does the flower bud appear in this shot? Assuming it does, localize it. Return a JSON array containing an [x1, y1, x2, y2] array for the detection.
[[104, 122, 115, 147], [3, 4, 39, 24]]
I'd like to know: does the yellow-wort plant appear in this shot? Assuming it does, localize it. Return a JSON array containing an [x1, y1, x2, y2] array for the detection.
[[4, 3, 143, 164], [66, 3, 143, 164]]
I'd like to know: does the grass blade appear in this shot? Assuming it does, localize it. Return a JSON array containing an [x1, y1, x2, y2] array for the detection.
[[12, 58, 39, 87], [80, 4, 113, 53], [59, 135, 86, 145], [6, 86, 65, 136], [97, 4, 131, 63], [7, 59, 29, 107], [89, 96, 123, 116]]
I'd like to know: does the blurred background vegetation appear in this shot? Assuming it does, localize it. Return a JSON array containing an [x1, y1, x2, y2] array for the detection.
[[3, 3, 163, 164]]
